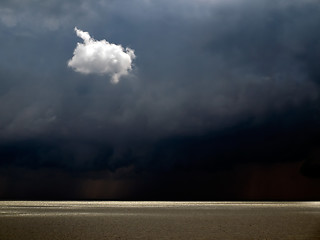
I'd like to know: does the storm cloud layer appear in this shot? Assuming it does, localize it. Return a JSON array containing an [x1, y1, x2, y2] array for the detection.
[[68, 27, 135, 83], [0, 0, 320, 199]]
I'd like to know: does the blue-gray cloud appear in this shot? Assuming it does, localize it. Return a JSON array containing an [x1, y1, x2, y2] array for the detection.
[[0, 0, 319, 172]]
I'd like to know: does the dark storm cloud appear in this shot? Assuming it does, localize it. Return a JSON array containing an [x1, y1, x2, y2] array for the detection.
[[0, 0, 92, 31], [0, 0, 320, 176]]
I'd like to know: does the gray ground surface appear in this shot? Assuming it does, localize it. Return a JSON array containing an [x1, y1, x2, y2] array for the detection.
[[0, 201, 319, 240]]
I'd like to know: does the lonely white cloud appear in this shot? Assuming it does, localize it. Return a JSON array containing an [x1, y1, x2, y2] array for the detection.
[[68, 27, 135, 83]]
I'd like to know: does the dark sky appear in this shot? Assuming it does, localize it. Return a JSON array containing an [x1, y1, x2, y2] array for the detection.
[[0, 0, 320, 200]]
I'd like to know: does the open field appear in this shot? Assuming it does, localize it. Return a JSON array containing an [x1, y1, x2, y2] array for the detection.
[[0, 201, 319, 240]]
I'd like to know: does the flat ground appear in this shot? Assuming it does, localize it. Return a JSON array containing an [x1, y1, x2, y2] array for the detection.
[[0, 201, 319, 240]]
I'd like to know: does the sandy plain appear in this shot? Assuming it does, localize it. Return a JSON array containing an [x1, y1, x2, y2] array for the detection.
[[0, 201, 319, 240]]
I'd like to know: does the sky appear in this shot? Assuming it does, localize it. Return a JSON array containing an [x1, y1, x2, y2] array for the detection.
[[0, 0, 319, 200]]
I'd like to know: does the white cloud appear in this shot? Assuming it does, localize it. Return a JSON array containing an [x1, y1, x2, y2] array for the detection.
[[68, 27, 136, 83]]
